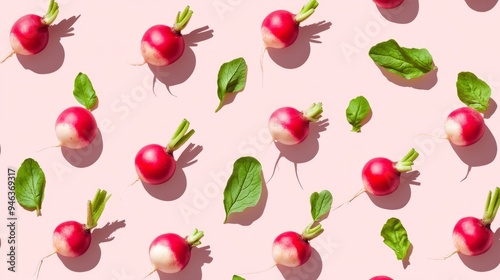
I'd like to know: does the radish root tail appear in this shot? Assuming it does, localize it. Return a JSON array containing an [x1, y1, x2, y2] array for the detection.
[[333, 188, 366, 211], [0, 50, 15, 64], [34, 251, 56, 280], [141, 268, 157, 279]]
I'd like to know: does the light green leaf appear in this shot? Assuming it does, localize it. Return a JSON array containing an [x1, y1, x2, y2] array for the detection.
[[369, 39, 435, 79], [14, 158, 46, 216], [73, 72, 97, 110], [456, 72, 491, 112], [216, 57, 248, 112], [380, 217, 411, 260], [346, 96, 371, 132], [310, 190, 333, 222], [223, 156, 262, 223], [232, 275, 245, 280]]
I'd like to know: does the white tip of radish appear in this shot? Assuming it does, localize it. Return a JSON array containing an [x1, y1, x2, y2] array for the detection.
[[261, 27, 286, 49], [268, 121, 298, 145], [452, 232, 473, 256], [149, 245, 183, 273], [9, 33, 30, 56], [272, 243, 300, 267], [141, 41, 169, 67], [444, 118, 465, 146], [55, 123, 91, 149]]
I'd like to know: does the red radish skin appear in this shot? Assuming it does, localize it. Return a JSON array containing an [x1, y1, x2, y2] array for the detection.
[[370, 277, 393, 280], [143, 229, 204, 278], [268, 102, 323, 145], [272, 231, 311, 267], [135, 119, 194, 185], [2, 0, 59, 62], [139, 6, 193, 67], [55, 106, 98, 149], [373, 0, 405, 9], [444, 107, 485, 147], [53, 221, 91, 258]]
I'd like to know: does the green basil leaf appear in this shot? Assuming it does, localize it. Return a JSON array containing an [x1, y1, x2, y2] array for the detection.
[[380, 217, 411, 260], [73, 72, 97, 110], [346, 96, 371, 132], [14, 158, 46, 217], [216, 57, 248, 112], [310, 190, 333, 222], [232, 275, 245, 280], [223, 156, 262, 223], [456, 72, 491, 112], [369, 39, 435, 79]]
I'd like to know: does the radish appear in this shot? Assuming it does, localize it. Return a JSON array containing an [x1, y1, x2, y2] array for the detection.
[[272, 223, 322, 267], [443, 187, 500, 259], [444, 107, 485, 147], [1, 0, 59, 63], [268, 102, 323, 145], [142, 229, 204, 278], [135, 118, 195, 185], [370, 276, 393, 280], [35, 189, 111, 278], [138, 6, 193, 67], [335, 148, 419, 208], [373, 0, 404, 9]]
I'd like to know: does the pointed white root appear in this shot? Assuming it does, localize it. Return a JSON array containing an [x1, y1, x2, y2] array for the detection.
[[1, 50, 15, 64], [239, 263, 276, 275], [141, 268, 157, 279], [332, 188, 366, 211], [35, 144, 61, 153], [33, 251, 56, 280], [259, 45, 267, 87], [427, 249, 458, 260], [119, 177, 140, 200], [130, 60, 147, 66]]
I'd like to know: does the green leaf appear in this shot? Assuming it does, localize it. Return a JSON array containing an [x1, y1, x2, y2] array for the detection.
[[369, 39, 435, 79], [346, 96, 371, 132], [216, 57, 248, 112], [232, 276, 245, 280], [456, 72, 491, 112], [14, 158, 46, 216], [86, 189, 112, 230], [223, 156, 262, 223], [73, 72, 97, 110], [310, 190, 333, 222], [380, 217, 411, 261]]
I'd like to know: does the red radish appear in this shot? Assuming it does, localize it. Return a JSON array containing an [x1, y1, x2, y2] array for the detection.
[[370, 276, 393, 280], [373, 0, 404, 9], [444, 107, 485, 147], [55, 106, 98, 149], [272, 223, 323, 267], [268, 102, 323, 145], [1, 0, 59, 63], [135, 118, 195, 185], [138, 6, 193, 67], [444, 187, 500, 259], [335, 148, 419, 208], [35, 189, 111, 278], [142, 229, 204, 278]]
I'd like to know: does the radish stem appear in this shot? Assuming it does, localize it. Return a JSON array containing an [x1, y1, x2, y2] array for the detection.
[[173, 6, 193, 33], [185, 228, 204, 246], [42, 0, 59, 25], [86, 189, 111, 230], [302, 222, 324, 241], [483, 187, 500, 226], [302, 102, 323, 122], [394, 148, 419, 173], [166, 119, 195, 152], [294, 0, 319, 23]]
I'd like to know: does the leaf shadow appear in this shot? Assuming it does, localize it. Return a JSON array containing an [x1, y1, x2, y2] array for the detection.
[[157, 245, 213, 280], [17, 15, 80, 74], [267, 119, 329, 189], [451, 125, 497, 182], [367, 170, 420, 210], [402, 243, 414, 269], [375, 64, 438, 90], [377, 0, 419, 24], [483, 98, 497, 119], [61, 128, 103, 168], [278, 247, 323, 280], [143, 143, 203, 201], [58, 220, 126, 272], [149, 26, 213, 96], [267, 21, 332, 69], [224, 171, 268, 226], [459, 228, 500, 271], [464, 0, 498, 12]]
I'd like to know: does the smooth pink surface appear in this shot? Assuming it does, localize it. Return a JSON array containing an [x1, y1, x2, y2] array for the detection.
[[135, 144, 176, 185], [53, 221, 91, 258], [373, 0, 405, 9], [149, 233, 191, 273], [261, 10, 299, 48], [272, 231, 312, 267], [10, 14, 48, 55], [141, 25, 185, 66], [362, 157, 400, 196], [445, 106, 486, 146], [268, 106, 309, 145], [55, 106, 98, 148], [453, 217, 493, 256], [1, 1, 500, 280]]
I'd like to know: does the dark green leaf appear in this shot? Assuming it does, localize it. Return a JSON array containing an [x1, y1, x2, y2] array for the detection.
[[73, 72, 97, 110], [369, 39, 435, 79], [346, 96, 371, 132], [223, 156, 262, 223], [14, 158, 46, 216], [310, 190, 333, 222], [216, 57, 247, 112], [456, 72, 491, 112], [380, 217, 411, 260]]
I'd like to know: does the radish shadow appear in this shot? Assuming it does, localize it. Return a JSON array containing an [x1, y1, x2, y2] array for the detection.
[[224, 172, 268, 226], [375, 64, 438, 90], [465, 0, 498, 12], [142, 143, 203, 201], [451, 126, 497, 182], [483, 98, 497, 119], [459, 228, 500, 271], [268, 21, 332, 69], [157, 245, 213, 280], [59, 220, 126, 272], [268, 119, 329, 189], [61, 129, 103, 168], [377, 0, 419, 24], [278, 248, 323, 280], [367, 170, 420, 209], [17, 15, 80, 74], [148, 26, 214, 96]]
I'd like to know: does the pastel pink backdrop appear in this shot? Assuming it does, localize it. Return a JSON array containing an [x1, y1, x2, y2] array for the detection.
[[1, 1, 499, 279]]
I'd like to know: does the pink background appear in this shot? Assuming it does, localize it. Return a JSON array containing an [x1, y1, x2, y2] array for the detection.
[[1, 0, 500, 279]]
